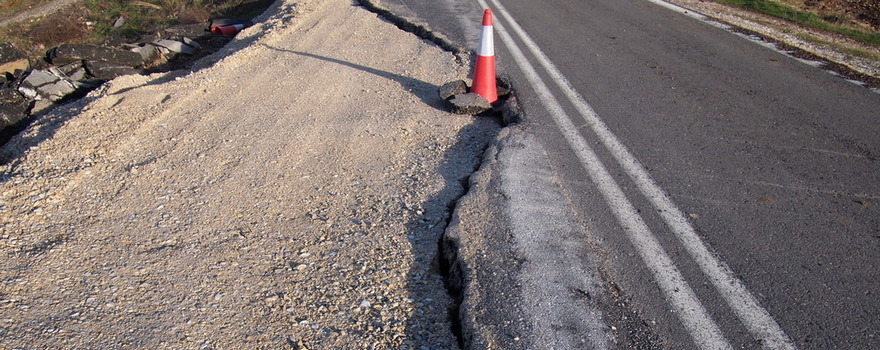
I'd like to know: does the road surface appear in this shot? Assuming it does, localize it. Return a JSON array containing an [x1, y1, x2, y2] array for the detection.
[[385, 0, 880, 348]]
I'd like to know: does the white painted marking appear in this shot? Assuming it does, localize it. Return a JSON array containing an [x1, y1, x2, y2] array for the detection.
[[642, 0, 713, 23], [483, 0, 798, 349], [475, 0, 732, 348]]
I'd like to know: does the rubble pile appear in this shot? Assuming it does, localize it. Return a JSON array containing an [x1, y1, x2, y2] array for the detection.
[[0, 20, 250, 136], [0, 43, 32, 130], [438, 76, 512, 116]]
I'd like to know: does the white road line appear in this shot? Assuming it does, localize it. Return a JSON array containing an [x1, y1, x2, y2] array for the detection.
[[474, 0, 732, 348], [642, 0, 720, 24], [482, 0, 797, 349]]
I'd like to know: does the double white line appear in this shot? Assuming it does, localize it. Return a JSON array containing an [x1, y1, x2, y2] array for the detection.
[[475, 0, 797, 348]]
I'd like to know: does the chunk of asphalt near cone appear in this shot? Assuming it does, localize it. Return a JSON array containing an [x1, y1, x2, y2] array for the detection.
[[449, 92, 492, 115], [471, 9, 498, 104], [211, 24, 245, 36], [496, 76, 512, 98], [439, 80, 468, 101]]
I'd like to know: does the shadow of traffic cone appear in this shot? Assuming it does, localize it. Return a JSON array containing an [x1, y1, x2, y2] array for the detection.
[[211, 24, 245, 36], [471, 9, 498, 104]]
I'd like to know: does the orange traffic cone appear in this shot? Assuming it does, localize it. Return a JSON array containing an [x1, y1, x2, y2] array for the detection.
[[211, 24, 245, 36], [471, 9, 498, 104]]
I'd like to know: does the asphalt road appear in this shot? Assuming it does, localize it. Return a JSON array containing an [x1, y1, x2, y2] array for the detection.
[[384, 0, 880, 348]]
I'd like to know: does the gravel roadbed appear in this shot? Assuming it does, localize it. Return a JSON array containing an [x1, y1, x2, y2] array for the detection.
[[0, 0, 500, 348]]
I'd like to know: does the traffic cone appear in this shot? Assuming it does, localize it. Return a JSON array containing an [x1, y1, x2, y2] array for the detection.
[[211, 24, 245, 36], [471, 9, 498, 104]]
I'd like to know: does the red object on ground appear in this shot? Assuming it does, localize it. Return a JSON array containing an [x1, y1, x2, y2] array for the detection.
[[211, 24, 245, 36]]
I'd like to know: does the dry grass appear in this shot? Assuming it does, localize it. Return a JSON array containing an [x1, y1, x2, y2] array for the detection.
[[0, 3, 92, 60], [774, 0, 880, 29], [708, 0, 880, 47], [0, 0, 54, 18], [27, 4, 91, 49], [0, 0, 273, 63]]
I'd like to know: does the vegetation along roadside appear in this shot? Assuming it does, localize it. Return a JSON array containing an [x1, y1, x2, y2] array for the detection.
[[707, 0, 880, 48], [1, 0, 275, 62]]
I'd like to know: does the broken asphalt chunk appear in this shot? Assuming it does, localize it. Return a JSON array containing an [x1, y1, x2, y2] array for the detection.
[[0, 43, 29, 78], [151, 39, 195, 55], [438, 80, 467, 101], [47, 43, 145, 67], [58, 62, 88, 81], [84, 61, 141, 80], [130, 44, 161, 64], [496, 76, 512, 98], [448, 92, 492, 115], [0, 88, 33, 129]]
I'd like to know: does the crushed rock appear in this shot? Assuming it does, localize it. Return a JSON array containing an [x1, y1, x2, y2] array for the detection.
[[0, 0, 500, 348]]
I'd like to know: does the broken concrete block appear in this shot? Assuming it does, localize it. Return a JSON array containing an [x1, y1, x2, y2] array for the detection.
[[20, 68, 79, 102], [0, 88, 33, 129], [84, 61, 140, 80], [47, 43, 145, 67], [21, 69, 59, 87], [131, 44, 162, 64], [438, 80, 468, 101], [448, 92, 492, 115], [151, 39, 194, 55], [0, 42, 29, 77]]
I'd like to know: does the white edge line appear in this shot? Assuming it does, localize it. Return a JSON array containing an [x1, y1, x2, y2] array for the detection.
[[476, 0, 733, 348], [486, 0, 798, 349]]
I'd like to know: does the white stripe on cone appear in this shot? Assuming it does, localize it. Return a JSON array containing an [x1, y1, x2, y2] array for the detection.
[[479, 23, 494, 56]]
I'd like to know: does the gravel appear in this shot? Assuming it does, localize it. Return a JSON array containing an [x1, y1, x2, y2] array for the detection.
[[0, 0, 500, 348]]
